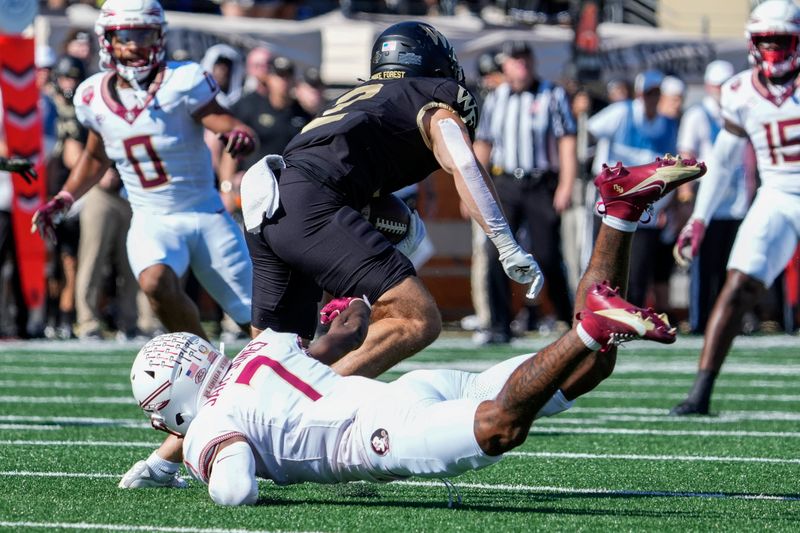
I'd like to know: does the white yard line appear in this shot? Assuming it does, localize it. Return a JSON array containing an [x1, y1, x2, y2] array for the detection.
[[588, 391, 800, 402], [3, 389, 800, 406], [0, 424, 61, 430], [5, 436, 800, 456], [532, 426, 800, 438], [0, 521, 297, 533], [1, 332, 798, 352], [2, 367, 126, 376], [0, 395, 134, 404], [0, 471, 797, 504], [505, 451, 800, 464], [0, 380, 128, 390], [397, 480, 800, 501], [0, 415, 145, 426], [1, 439, 158, 447]]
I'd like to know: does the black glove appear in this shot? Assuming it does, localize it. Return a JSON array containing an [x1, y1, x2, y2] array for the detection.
[[0, 156, 37, 185]]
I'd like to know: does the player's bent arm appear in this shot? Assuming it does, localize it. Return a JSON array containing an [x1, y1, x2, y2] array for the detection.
[[61, 130, 112, 201], [194, 99, 253, 136], [691, 123, 747, 224], [308, 300, 371, 366], [425, 108, 506, 237], [208, 436, 258, 506]]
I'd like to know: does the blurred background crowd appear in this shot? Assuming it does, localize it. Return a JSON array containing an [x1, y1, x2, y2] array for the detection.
[[1, 0, 795, 343]]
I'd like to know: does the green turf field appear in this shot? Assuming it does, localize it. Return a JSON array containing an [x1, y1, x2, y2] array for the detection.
[[0, 335, 798, 532]]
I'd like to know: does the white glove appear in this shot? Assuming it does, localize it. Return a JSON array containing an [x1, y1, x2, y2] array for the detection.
[[490, 230, 544, 295], [395, 210, 426, 258], [118, 459, 189, 489]]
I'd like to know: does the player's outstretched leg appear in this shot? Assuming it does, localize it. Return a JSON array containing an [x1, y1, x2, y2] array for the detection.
[[558, 155, 704, 399], [669, 269, 765, 416], [473, 284, 675, 456]]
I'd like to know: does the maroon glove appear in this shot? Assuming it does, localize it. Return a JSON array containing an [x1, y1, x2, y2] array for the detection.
[[673, 218, 706, 267], [31, 191, 74, 242], [319, 296, 371, 325], [219, 129, 255, 158]]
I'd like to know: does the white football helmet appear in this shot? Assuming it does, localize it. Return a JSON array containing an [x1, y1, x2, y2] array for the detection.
[[746, 0, 800, 78], [130, 333, 230, 436], [95, 0, 167, 83]]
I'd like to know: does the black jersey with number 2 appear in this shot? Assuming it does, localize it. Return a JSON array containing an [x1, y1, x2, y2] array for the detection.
[[283, 76, 478, 208]]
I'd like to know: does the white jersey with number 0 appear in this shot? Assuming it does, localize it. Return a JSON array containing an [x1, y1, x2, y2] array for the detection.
[[74, 61, 223, 214], [722, 70, 800, 194]]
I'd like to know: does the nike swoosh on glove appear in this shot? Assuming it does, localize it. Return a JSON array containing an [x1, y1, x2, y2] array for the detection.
[[395, 210, 426, 258], [118, 460, 189, 489], [219, 129, 256, 158], [31, 191, 74, 243], [673, 218, 706, 268], [499, 245, 544, 288]]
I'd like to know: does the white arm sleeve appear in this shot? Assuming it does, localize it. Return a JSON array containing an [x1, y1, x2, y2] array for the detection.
[[692, 128, 747, 223], [207, 440, 258, 506], [437, 118, 509, 237]]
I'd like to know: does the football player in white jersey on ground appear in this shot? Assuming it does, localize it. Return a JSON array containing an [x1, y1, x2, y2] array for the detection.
[[125, 155, 705, 504], [671, 0, 800, 415], [31, 0, 256, 484]]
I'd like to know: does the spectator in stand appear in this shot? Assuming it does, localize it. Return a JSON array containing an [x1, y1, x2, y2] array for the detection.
[[215, 0, 298, 18], [74, 166, 145, 340], [0, 90, 30, 338], [44, 55, 89, 339], [61, 29, 93, 71], [201, 44, 244, 109], [36, 46, 58, 161], [474, 40, 577, 344], [460, 50, 504, 337], [295, 66, 327, 116], [659, 75, 686, 120], [243, 46, 271, 95], [219, 55, 311, 218], [674, 60, 751, 334], [587, 70, 679, 310]]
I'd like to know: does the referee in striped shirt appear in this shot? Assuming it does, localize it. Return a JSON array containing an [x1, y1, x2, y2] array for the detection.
[[474, 40, 577, 343]]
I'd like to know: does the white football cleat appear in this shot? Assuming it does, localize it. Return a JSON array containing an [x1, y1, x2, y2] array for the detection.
[[118, 460, 189, 489]]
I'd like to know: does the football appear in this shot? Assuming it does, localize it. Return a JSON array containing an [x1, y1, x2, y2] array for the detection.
[[361, 194, 411, 244]]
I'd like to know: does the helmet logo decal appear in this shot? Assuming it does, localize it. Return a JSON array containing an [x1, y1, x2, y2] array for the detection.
[[381, 41, 397, 52], [420, 24, 446, 47], [457, 86, 478, 130], [398, 52, 422, 66]]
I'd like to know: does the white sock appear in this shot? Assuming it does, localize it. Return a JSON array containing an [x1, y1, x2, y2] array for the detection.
[[602, 215, 638, 233], [576, 323, 602, 351], [146, 451, 180, 479]]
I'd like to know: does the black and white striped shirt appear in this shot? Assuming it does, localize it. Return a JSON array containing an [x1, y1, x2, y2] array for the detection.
[[476, 80, 576, 175]]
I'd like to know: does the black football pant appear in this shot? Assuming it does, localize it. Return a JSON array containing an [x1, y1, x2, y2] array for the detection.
[[485, 173, 573, 337]]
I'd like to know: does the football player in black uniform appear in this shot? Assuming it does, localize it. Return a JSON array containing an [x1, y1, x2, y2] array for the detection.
[[244, 21, 542, 377]]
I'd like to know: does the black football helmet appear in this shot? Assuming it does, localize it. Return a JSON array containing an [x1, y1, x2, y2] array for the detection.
[[370, 21, 464, 84], [53, 55, 86, 82]]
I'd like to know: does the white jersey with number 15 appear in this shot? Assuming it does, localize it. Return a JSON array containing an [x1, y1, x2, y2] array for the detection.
[[74, 61, 223, 214], [722, 70, 800, 195]]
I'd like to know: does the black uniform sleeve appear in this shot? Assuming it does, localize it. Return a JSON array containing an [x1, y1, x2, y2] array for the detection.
[[431, 78, 480, 140]]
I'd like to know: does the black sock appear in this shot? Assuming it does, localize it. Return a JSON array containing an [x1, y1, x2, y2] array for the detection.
[[686, 369, 717, 410]]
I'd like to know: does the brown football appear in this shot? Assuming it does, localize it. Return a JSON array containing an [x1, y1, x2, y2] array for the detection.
[[361, 194, 411, 244]]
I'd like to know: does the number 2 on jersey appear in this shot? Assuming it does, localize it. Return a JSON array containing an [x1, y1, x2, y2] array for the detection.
[[302, 83, 384, 133], [123, 135, 170, 188]]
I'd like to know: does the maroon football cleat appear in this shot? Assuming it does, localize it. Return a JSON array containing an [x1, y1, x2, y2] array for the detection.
[[578, 281, 676, 346], [594, 155, 706, 222]]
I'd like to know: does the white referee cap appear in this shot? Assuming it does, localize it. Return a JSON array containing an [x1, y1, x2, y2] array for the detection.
[[704, 60, 734, 86]]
